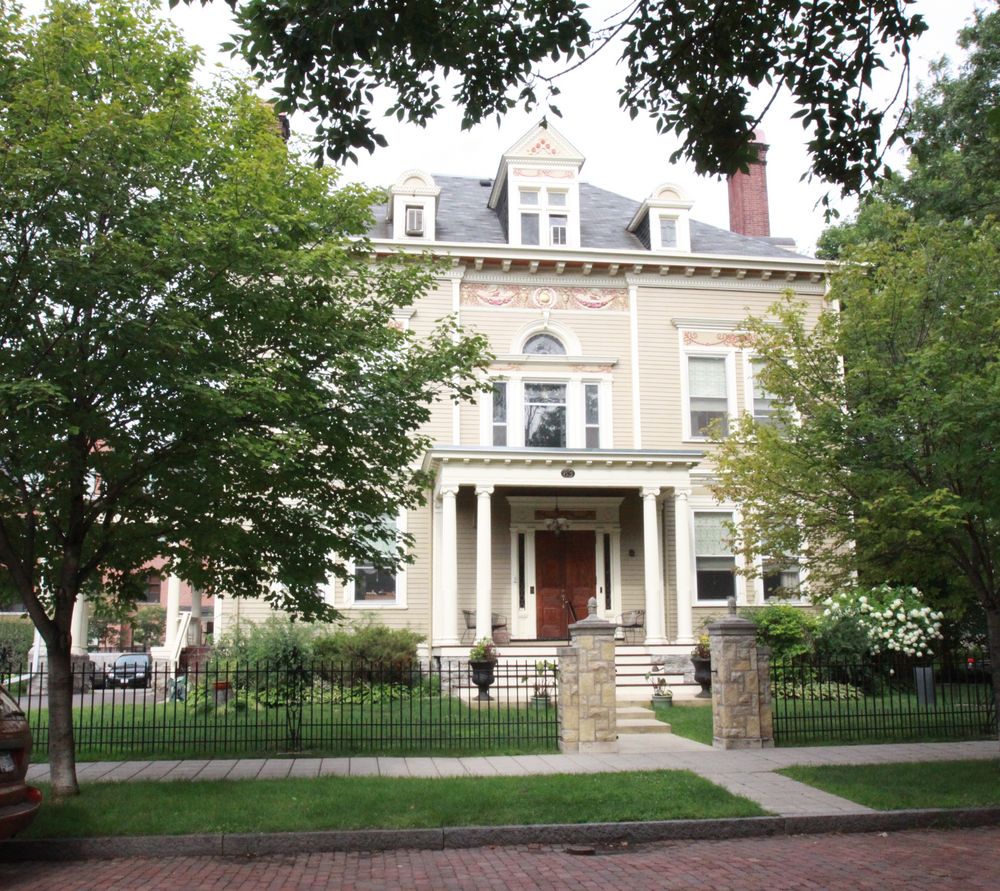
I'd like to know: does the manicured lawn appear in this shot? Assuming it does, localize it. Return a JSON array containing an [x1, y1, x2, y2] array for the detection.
[[779, 760, 1000, 810], [25, 770, 766, 838], [772, 684, 996, 746], [20, 696, 558, 761], [654, 702, 713, 745]]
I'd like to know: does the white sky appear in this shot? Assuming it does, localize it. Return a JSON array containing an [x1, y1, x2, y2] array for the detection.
[[25, 1, 993, 254]]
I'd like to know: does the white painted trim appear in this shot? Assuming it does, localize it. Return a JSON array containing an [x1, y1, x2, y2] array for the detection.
[[628, 283, 642, 448]]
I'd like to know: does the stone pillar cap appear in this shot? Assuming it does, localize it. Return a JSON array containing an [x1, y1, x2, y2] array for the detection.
[[568, 596, 615, 636]]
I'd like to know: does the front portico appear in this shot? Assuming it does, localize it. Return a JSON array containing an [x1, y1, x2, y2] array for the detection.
[[424, 447, 702, 648]]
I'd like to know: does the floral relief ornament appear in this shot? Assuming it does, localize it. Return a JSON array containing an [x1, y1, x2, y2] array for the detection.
[[682, 331, 753, 348], [461, 284, 627, 311]]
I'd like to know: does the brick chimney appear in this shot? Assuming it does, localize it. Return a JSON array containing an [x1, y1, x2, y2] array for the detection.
[[727, 129, 770, 237]]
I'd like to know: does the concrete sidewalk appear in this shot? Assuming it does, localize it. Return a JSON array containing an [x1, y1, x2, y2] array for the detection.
[[27, 737, 998, 819]]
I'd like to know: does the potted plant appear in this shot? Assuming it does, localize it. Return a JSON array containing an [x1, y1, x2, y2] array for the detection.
[[468, 638, 498, 701], [690, 635, 712, 695], [644, 662, 673, 708], [521, 659, 558, 706]]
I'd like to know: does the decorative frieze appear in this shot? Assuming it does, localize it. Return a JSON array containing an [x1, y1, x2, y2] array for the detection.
[[460, 283, 628, 312], [682, 331, 752, 348]]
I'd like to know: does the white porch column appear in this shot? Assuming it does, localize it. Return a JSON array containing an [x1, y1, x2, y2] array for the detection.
[[190, 587, 203, 646], [164, 574, 182, 652], [70, 594, 89, 656], [641, 487, 667, 645], [439, 485, 460, 645], [474, 485, 494, 641], [673, 487, 694, 643]]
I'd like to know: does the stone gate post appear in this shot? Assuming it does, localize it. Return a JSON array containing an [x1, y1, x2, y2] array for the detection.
[[708, 599, 774, 749], [557, 597, 618, 753]]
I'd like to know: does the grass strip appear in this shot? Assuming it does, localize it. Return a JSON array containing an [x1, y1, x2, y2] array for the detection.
[[654, 702, 713, 745], [778, 759, 1000, 810], [25, 770, 765, 838]]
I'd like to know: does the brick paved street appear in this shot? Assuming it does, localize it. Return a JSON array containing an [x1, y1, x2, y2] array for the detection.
[[5, 827, 1000, 890]]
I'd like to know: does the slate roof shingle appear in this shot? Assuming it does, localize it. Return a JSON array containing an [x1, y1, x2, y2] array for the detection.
[[371, 175, 810, 260]]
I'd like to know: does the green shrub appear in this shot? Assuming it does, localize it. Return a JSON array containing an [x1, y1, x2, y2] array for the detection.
[[313, 617, 424, 684], [740, 604, 816, 662], [0, 616, 34, 670], [213, 616, 319, 667], [773, 677, 864, 701]]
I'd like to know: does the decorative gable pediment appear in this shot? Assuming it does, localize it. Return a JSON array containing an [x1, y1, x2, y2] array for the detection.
[[501, 121, 585, 164]]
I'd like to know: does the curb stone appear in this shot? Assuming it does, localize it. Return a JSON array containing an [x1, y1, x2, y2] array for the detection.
[[3, 808, 1000, 862]]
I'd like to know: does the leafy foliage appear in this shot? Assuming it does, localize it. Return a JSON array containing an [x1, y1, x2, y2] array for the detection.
[[818, 586, 944, 659], [178, 0, 926, 193], [0, 616, 34, 669], [130, 606, 167, 650], [740, 603, 816, 662], [313, 618, 424, 678], [0, 0, 487, 795]]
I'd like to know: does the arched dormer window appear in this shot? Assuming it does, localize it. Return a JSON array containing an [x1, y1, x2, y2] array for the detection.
[[523, 333, 566, 355]]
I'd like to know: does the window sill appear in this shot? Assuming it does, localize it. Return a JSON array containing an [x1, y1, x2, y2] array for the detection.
[[344, 602, 408, 610]]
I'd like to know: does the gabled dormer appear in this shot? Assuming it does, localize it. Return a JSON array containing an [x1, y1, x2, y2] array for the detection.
[[387, 170, 441, 242], [488, 121, 585, 249], [627, 183, 694, 254]]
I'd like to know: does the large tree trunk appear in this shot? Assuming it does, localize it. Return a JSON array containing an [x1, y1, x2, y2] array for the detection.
[[45, 630, 80, 799], [986, 604, 1000, 748]]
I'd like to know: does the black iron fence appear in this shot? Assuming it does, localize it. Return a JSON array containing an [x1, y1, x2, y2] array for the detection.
[[770, 652, 996, 745], [1, 658, 559, 759]]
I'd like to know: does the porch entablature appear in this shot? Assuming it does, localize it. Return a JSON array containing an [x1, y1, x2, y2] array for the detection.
[[424, 446, 703, 493]]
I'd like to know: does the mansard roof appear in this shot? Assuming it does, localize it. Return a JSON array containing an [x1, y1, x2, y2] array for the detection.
[[370, 176, 809, 260]]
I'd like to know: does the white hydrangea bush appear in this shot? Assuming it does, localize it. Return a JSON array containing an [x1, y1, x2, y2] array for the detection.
[[822, 584, 944, 657]]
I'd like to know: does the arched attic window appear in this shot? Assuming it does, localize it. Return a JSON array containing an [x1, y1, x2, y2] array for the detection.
[[523, 333, 566, 355]]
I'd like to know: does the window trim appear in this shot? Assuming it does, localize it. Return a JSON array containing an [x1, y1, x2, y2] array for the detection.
[[342, 510, 408, 609]]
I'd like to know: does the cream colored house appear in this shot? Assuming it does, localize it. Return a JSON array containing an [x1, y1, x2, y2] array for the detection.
[[212, 122, 826, 678]]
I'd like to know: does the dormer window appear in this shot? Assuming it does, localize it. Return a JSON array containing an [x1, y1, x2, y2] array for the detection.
[[523, 333, 566, 355], [387, 170, 440, 241], [404, 206, 424, 236], [489, 121, 584, 249], [628, 182, 693, 253]]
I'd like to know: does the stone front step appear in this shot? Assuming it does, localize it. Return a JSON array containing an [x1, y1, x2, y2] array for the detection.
[[615, 704, 672, 735], [434, 643, 699, 700]]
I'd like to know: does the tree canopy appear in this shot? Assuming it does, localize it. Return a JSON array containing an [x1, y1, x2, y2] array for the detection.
[[819, 8, 1000, 258], [0, 0, 487, 796], [178, 0, 928, 196]]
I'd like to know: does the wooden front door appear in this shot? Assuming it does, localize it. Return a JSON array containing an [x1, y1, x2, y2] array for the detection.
[[535, 530, 596, 639]]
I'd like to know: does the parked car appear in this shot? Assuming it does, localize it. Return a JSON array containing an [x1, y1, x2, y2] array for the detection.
[[109, 654, 152, 689], [0, 684, 42, 839]]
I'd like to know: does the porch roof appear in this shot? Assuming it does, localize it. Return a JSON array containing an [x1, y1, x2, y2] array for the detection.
[[424, 446, 703, 491]]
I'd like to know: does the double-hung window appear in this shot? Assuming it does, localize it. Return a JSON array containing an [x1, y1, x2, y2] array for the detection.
[[584, 383, 601, 448], [404, 205, 424, 236], [694, 512, 737, 601], [762, 557, 801, 600], [687, 355, 729, 437], [750, 358, 776, 426], [516, 187, 571, 247], [523, 383, 567, 448], [350, 515, 404, 605], [492, 381, 508, 446]]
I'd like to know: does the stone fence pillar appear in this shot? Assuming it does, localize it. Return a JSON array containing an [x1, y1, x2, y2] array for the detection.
[[557, 597, 618, 753], [708, 602, 773, 750]]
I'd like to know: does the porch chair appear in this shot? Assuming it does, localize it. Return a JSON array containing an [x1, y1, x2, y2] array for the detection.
[[616, 609, 646, 644], [461, 609, 509, 644]]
